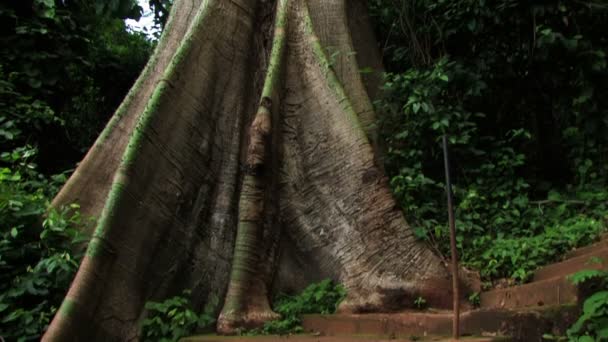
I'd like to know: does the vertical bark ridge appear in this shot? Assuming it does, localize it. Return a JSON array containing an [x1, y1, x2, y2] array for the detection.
[[50, 0, 204, 228], [44, 0, 260, 340], [345, 0, 385, 105], [217, 0, 289, 333], [306, 0, 380, 151], [275, 0, 453, 314]]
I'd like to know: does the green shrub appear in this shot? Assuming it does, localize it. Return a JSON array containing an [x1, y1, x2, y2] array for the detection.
[[0, 147, 85, 340], [140, 291, 217, 342], [566, 268, 608, 341], [250, 279, 346, 335], [0, 208, 83, 340], [371, 0, 608, 284], [414, 296, 427, 309], [470, 215, 605, 282], [378, 57, 608, 282], [0, 1, 157, 340], [0, 1, 153, 172]]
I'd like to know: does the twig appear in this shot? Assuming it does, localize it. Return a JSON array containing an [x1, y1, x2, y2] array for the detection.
[[529, 199, 589, 205]]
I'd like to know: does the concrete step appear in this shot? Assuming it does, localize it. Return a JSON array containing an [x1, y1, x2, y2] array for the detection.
[[300, 306, 577, 342], [564, 233, 608, 259], [532, 247, 608, 282], [182, 335, 502, 342], [480, 234, 608, 310], [480, 276, 577, 309]]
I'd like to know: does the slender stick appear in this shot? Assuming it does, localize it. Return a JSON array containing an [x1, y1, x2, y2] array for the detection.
[[442, 135, 460, 340]]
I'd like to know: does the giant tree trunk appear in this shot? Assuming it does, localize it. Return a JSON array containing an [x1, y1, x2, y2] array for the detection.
[[44, 0, 460, 340]]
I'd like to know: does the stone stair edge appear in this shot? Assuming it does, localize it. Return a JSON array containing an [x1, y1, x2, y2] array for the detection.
[[480, 274, 577, 309], [300, 305, 577, 341], [301, 304, 576, 318], [182, 235, 608, 342], [564, 236, 608, 259], [181, 335, 506, 342], [533, 246, 608, 282]]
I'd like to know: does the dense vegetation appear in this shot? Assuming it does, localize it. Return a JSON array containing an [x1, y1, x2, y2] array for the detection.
[[0, 0, 164, 339], [0, 0, 607, 340], [566, 267, 608, 340], [249, 280, 346, 336], [140, 290, 217, 342], [370, 0, 608, 284]]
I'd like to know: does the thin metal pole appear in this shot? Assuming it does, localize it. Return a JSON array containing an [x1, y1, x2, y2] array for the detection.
[[442, 135, 460, 340]]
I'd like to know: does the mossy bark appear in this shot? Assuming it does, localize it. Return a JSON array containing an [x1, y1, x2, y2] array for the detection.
[[44, 0, 464, 341], [217, 0, 288, 332]]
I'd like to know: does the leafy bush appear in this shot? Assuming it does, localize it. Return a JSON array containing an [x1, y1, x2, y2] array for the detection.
[[0, 147, 86, 341], [413, 296, 427, 309], [140, 291, 217, 342], [566, 267, 608, 341], [372, 0, 608, 283], [0, 0, 153, 173], [0, 1, 157, 340], [253, 279, 346, 335], [473, 215, 604, 282], [468, 292, 480, 308], [378, 57, 608, 282]]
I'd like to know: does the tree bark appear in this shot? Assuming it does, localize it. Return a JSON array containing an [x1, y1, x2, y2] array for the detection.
[[44, 0, 461, 340]]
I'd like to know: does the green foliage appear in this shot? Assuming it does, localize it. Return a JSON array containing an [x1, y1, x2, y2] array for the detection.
[[0, 1, 158, 339], [379, 57, 608, 282], [570, 269, 606, 286], [472, 215, 604, 282], [0, 3, 153, 340], [468, 292, 480, 308], [373, 0, 608, 283], [566, 268, 608, 341], [0, 147, 86, 340], [0, 0, 153, 173], [413, 296, 427, 309], [0, 2, 151, 338], [251, 279, 346, 335], [141, 291, 218, 342]]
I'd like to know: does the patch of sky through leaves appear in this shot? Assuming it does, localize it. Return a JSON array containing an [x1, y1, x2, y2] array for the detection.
[[125, 0, 158, 38]]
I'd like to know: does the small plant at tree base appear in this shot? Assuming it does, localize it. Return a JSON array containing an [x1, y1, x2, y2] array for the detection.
[[414, 296, 427, 309], [563, 267, 608, 341], [468, 292, 480, 308], [252, 279, 346, 335], [140, 291, 218, 342]]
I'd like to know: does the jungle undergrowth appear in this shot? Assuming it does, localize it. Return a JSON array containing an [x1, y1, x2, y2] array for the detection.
[[371, 0, 608, 284], [566, 266, 608, 341], [0, 1, 155, 339], [0, 147, 89, 341], [241, 279, 346, 336], [543, 263, 608, 341], [378, 58, 608, 284], [140, 291, 218, 342]]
